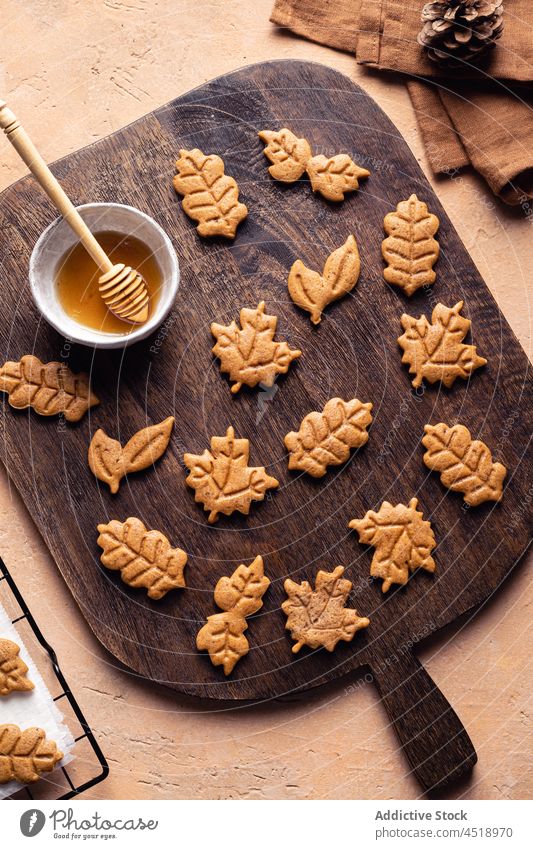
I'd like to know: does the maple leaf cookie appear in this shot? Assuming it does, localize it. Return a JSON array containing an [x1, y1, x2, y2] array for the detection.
[[398, 301, 486, 388], [349, 498, 436, 592], [184, 427, 279, 523], [211, 301, 301, 393], [282, 565, 370, 653]]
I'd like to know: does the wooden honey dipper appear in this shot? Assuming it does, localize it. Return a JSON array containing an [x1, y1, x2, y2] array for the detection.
[[0, 101, 150, 324]]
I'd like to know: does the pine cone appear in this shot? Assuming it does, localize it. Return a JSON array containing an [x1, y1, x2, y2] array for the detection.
[[418, 0, 504, 67]]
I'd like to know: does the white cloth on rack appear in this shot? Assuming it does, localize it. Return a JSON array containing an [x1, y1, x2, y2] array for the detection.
[[0, 600, 75, 799]]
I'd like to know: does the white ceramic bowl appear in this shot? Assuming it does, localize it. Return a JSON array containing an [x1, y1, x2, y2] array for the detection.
[[29, 202, 179, 349]]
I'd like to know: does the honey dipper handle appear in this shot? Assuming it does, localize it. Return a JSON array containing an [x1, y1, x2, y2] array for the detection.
[[0, 100, 113, 273]]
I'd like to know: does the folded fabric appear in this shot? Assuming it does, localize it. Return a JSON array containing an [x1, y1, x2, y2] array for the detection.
[[271, 0, 533, 204], [356, 0, 533, 81], [408, 80, 533, 204], [271, 0, 362, 53]]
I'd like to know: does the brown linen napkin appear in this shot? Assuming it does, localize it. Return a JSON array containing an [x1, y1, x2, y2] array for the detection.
[[356, 0, 533, 81], [271, 0, 533, 204], [407, 80, 533, 204]]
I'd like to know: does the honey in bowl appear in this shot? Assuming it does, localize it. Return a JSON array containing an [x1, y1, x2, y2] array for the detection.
[[56, 231, 162, 334]]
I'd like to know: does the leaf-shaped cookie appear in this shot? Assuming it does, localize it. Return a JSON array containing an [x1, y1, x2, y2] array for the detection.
[[96, 517, 187, 599], [88, 417, 174, 493], [0, 639, 34, 696], [284, 397, 372, 477], [282, 565, 370, 653], [214, 555, 271, 617], [197, 556, 270, 675], [349, 497, 436, 593], [381, 194, 440, 295], [258, 128, 312, 182], [0, 355, 99, 422], [184, 426, 279, 523], [306, 153, 370, 201], [211, 301, 301, 393], [398, 301, 487, 388], [0, 724, 63, 784], [173, 148, 248, 239], [288, 235, 360, 324], [196, 613, 250, 676], [382, 194, 440, 296], [422, 423, 507, 506]]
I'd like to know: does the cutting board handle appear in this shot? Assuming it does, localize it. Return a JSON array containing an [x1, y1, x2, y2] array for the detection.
[[371, 650, 477, 792]]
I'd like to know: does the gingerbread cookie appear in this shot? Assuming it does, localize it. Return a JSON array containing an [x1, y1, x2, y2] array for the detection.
[[422, 423, 506, 506], [284, 398, 372, 478], [382, 194, 439, 295], [282, 565, 369, 653], [88, 416, 174, 493], [258, 128, 311, 182], [0, 639, 34, 696], [173, 148, 248, 239], [349, 498, 436, 593], [184, 426, 278, 523], [259, 128, 370, 201], [288, 235, 360, 324], [97, 517, 187, 599], [0, 355, 99, 422], [0, 724, 63, 784], [398, 301, 486, 388], [306, 154, 370, 201], [211, 301, 301, 393], [197, 555, 270, 675]]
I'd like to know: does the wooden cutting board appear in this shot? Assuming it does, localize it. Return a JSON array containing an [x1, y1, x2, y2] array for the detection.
[[0, 60, 531, 792]]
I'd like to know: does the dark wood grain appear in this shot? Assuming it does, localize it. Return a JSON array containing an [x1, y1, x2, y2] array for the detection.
[[0, 61, 531, 792], [373, 650, 478, 792]]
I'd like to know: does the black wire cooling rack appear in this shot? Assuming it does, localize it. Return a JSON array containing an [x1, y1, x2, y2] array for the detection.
[[0, 557, 109, 800]]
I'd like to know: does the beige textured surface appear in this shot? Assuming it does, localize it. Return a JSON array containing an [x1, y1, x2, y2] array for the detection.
[[0, 0, 531, 800]]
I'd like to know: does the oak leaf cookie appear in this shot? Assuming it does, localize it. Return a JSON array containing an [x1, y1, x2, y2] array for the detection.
[[258, 128, 312, 182], [211, 301, 301, 393], [0, 639, 34, 696], [282, 565, 369, 653], [184, 426, 279, 523], [288, 235, 360, 324], [197, 555, 270, 675], [173, 148, 248, 239], [398, 301, 486, 388], [306, 154, 370, 201], [422, 423, 506, 506], [88, 416, 174, 493], [382, 194, 440, 295], [0, 724, 63, 784], [285, 397, 372, 477], [349, 497, 436, 593], [97, 517, 187, 599], [0, 355, 99, 422]]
